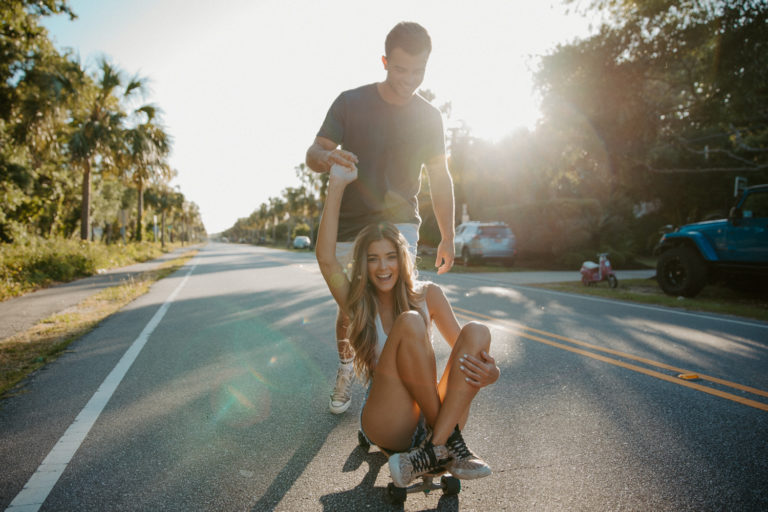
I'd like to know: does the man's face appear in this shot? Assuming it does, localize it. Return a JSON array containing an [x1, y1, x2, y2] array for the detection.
[[383, 47, 429, 102]]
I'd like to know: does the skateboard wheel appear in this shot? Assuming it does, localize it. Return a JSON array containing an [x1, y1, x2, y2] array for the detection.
[[357, 430, 370, 451], [387, 482, 407, 504], [441, 475, 461, 495]]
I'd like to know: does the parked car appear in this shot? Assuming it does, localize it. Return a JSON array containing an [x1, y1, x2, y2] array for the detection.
[[654, 184, 768, 297], [454, 221, 516, 266], [292, 235, 311, 249]]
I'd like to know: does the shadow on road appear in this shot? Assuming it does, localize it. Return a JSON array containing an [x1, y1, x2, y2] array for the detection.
[[317, 444, 459, 512]]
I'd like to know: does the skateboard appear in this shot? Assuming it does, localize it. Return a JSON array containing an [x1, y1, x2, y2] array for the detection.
[[357, 430, 461, 504]]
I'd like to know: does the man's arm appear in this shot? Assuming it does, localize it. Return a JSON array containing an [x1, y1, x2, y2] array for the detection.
[[306, 136, 358, 173], [425, 154, 455, 274]]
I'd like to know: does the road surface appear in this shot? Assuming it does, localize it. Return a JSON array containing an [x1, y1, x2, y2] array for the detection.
[[1, 243, 766, 511]]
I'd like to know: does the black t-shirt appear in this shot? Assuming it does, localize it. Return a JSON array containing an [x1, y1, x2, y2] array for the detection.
[[317, 83, 445, 241]]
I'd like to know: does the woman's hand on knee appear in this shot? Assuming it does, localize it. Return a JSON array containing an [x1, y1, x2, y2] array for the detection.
[[458, 350, 499, 388]]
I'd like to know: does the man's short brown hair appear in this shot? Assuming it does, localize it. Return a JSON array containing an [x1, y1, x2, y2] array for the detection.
[[385, 22, 432, 57]]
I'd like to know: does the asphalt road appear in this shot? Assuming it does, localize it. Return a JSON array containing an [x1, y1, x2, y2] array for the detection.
[[1, 243, 766, 511]]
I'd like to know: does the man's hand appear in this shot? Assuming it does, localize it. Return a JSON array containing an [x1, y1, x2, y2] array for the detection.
[[326, 148, 358, 170], [306, 137, 358, 173], [435, 238, 455, 274]]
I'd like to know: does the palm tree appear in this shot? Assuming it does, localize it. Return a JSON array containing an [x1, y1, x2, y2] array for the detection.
[[295, 162, 327, 242], [267, 196, 285, 243], [144, 180, 182, 248], [123, 105, 171, 241], [69, 58, 144, 240]]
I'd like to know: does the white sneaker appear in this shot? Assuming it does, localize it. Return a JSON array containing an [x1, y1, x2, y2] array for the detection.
[[389, 441, 452, 487], [329, 363, 354, 414], [445, 425, 492, 479]]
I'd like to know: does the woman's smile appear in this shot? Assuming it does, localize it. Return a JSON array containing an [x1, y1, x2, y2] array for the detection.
[[367, 239, 400, 292]]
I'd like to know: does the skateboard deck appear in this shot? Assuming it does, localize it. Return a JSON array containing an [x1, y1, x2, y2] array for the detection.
[[357, 430, 461, 504]]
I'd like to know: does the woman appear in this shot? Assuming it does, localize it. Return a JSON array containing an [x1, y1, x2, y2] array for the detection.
[[316, 163, 500, 487]]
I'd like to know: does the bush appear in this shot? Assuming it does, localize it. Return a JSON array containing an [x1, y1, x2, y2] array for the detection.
[[274, 223, 290, 243], [291, 223, 311, 239], [487, 198, 601, 257], [0, 237, 169, 301]]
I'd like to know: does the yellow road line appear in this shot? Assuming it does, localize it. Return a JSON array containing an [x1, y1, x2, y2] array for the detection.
[[454, 306, 768, 398], [454, 308, 768, 412]]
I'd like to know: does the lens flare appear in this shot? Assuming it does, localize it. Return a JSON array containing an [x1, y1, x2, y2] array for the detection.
[[210, 375, 271, 428]]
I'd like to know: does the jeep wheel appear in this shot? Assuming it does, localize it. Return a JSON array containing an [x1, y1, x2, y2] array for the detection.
[[656, 247, 707, 297]]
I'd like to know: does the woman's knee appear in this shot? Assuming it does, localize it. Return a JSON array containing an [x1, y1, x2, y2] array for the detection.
[[393, 310, 427, 339], [459, 321, 491, 351]]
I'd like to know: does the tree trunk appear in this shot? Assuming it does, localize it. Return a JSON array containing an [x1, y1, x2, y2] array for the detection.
[[80, 159, 91, 241], [161, 210, 166, 249], [135, 179, 144, 241]]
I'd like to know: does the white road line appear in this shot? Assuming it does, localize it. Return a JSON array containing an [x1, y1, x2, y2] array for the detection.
[[6, 263, 197, 512]]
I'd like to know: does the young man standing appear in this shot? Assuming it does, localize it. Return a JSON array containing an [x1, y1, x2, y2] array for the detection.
[[306, 21, 455, 414]]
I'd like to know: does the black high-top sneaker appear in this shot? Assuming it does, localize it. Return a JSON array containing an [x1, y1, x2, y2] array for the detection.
[[388, 440, 453, 487], [445, 425, 492, 479]]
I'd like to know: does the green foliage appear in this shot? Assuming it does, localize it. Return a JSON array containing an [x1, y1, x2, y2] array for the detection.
[[540, 0, 768, 225], [0, 237, 166, 300], [291, 223, 311, 238], [274, 222, 290, 242], [489, 199, 601, 257], [0, 3, 205, 245]]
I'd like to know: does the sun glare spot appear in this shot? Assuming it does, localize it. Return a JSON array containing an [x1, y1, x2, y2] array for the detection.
[[211, 379, 272, 428]]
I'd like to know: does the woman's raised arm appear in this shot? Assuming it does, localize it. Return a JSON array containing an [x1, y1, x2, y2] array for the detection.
[[316, 163, 357, 312]]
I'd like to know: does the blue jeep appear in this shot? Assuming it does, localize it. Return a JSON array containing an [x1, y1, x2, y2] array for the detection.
[[655, 184, 768, 297]]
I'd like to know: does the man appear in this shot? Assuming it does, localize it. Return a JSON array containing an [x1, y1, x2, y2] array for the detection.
[[306, 21, 455, 414]]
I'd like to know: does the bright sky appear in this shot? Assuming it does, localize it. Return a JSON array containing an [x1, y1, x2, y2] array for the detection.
[[42, 0, 594, 234]]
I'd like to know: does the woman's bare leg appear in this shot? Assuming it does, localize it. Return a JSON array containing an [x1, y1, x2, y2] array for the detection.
[[361, 310, 441, 451], [388, 321, 493, 486], [432, 321, 492, 445], [329, 308, 355, 414], [335, 308, 354, 359]]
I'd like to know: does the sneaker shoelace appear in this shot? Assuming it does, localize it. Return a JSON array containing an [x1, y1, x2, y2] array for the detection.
[[446, 431, 473, 460], [409, 445, 437, 473]]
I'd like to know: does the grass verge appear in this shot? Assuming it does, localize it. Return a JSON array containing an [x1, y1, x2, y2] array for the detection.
[[0, 238, 187, 301], [0, 249, 198, 397], [530, 278, 768, 322]]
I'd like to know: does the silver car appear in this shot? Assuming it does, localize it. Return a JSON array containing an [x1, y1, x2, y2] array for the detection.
[[454, 221, 516, 266], [292, 235, 311, 249]]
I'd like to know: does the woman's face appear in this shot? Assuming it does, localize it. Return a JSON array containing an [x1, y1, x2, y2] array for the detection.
[[366, 238, 400, 294]]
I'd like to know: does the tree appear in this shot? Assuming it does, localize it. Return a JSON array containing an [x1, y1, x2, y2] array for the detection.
[[0, 1, 78, 241], [0, 3, 200, 246], [0, 1, 75, 121], [69, 58, 143, 240], [123, 105, 171, 241], [267, 196, 286, 242], [534, 0, 768, 249], [295, 162, 327, 242], [145, 182, 183, 247]]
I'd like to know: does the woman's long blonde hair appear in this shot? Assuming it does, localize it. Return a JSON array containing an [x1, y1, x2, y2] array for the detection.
[[346, 222, 426, 382]]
